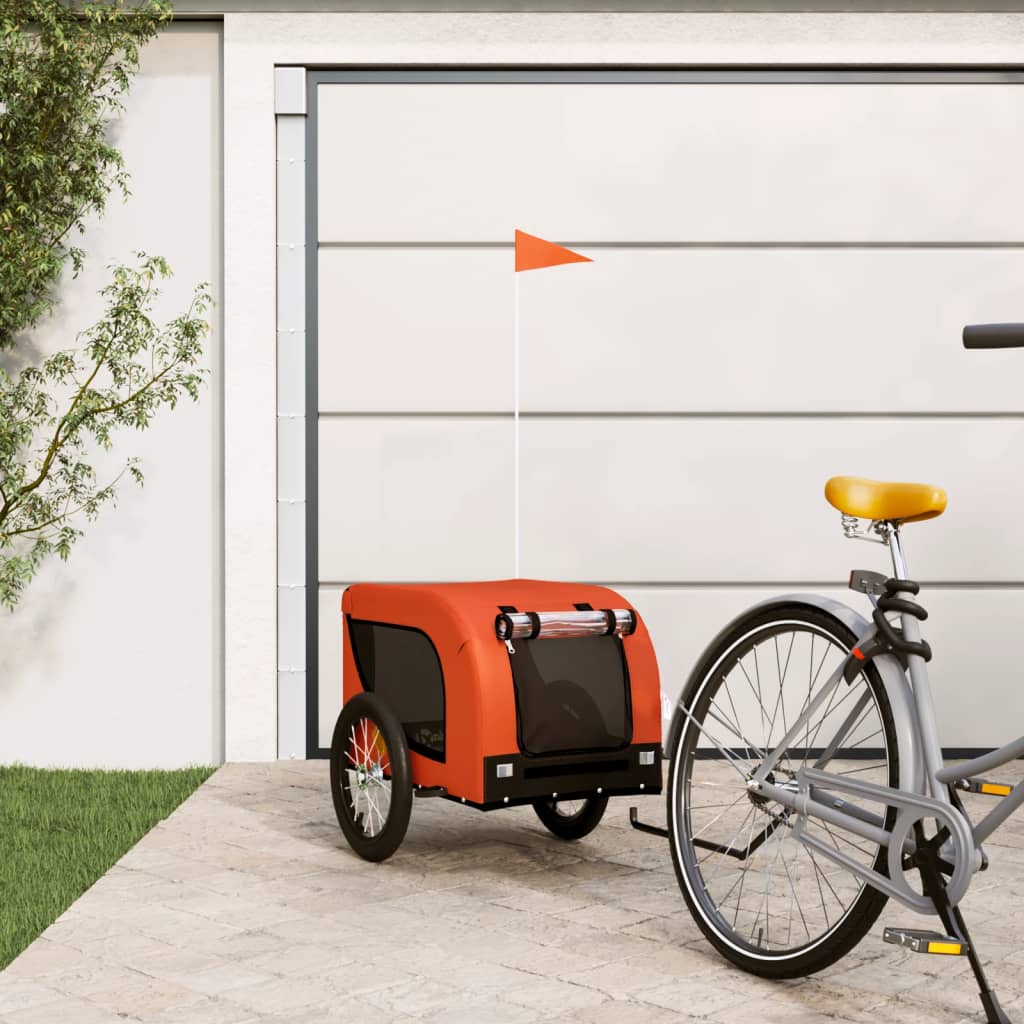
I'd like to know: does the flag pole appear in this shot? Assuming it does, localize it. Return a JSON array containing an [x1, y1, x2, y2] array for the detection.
[[511, 230, 590, 580], [513, 271, 520, 578]]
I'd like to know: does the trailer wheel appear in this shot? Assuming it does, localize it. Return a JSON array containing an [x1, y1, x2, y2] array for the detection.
[[330, 692, 412, 862], [532, 794, 609, 840]]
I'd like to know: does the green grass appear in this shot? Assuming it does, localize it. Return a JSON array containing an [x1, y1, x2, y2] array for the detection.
[[0, 764, 216, 971]]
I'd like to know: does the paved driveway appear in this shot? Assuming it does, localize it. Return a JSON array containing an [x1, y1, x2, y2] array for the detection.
[[2, 761, 1024, 1023]]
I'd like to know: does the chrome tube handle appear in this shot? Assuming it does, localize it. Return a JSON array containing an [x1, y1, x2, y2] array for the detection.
[[495, 608, 636, 642]]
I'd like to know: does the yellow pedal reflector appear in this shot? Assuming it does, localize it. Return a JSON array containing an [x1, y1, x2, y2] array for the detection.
[[883, 927, 969, 955], [980, 783, 1012, 797]]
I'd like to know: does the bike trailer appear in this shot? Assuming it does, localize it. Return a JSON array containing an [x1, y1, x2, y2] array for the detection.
[[331, 579, 662, 860]]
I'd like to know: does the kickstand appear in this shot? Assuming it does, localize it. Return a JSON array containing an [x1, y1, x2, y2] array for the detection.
[[916, 835, 1011, 1024], [942, 902, 1010, 1024]]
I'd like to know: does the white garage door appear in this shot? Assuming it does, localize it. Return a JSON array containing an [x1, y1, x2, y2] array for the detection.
[[307, 70, 1024, 756]]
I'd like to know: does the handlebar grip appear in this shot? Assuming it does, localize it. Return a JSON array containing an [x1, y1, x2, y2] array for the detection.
[[963, 323, 1024, 349]]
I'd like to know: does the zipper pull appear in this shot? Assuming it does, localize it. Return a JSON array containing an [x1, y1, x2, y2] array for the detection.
[[504, 639, 516, 655]]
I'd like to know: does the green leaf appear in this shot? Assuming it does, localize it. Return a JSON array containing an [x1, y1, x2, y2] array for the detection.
[[0, 3, 210, 610], [0, 0, 172, 350], [0, 259, 210, 608]]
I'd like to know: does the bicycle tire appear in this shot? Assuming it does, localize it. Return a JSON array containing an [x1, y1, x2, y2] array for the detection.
[[330, 692, 412, 862], [667, 602, 899, 979], [533, 794, 609, 840]]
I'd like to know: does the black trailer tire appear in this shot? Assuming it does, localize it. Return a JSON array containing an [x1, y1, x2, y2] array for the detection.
[[533, 794, 609, 840], [330, 692, 412, 862]]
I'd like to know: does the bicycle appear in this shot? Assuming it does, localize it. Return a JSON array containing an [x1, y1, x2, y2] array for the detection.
[[648, 323, 1024, 1024]]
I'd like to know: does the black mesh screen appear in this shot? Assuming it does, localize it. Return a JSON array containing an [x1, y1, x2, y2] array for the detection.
[[509, 636, 632, 756], [348, 620, 445, 759]]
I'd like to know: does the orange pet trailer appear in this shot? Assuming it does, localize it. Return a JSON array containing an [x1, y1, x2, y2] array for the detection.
[[328, 579, 662, 861]]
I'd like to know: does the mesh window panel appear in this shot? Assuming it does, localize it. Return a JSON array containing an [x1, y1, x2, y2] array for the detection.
[[348, 620, 445, 759], [509, 636, 632, 756]]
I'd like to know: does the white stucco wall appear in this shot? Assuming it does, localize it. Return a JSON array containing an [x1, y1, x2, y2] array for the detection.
[[223, 12, 1024, 762], [10, 13, 1024, 769], [0, 23, 223, 769]]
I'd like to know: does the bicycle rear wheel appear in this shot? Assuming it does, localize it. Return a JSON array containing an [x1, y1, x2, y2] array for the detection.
[[667, 603, 899, 978]]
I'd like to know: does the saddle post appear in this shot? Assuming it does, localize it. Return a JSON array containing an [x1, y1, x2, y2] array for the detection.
[[881, 521, 909, 579]]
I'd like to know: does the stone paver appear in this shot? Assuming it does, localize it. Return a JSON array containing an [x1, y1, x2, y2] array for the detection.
[[1, 759, 1023, 1022]]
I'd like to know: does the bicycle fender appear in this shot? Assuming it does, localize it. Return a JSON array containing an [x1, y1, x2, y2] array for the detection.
[[757, 593, 925, 798], [732, 593, 923, 797]]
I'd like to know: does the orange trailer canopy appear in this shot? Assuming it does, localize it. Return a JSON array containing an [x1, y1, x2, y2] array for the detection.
[[340, 579, 662, 807]]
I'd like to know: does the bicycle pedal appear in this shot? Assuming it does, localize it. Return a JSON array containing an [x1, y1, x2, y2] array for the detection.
[[955, 778, 1014, 798], [883, 928, 968, 956]]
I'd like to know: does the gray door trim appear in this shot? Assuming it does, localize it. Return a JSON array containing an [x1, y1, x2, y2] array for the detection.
[[301, 65, 1024, 759], [275, 67, 309, 760], [305, 67, 1024, 82]]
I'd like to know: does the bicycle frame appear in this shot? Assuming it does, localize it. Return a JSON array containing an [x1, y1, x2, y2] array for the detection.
[[735, 525, 1024, 913]]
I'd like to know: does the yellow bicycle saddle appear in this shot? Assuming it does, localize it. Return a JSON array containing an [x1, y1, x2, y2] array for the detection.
[[824, 476, 947, 524]]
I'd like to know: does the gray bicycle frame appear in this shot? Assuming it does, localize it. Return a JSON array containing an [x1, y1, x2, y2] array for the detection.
[[739, 525, 1024, 906]]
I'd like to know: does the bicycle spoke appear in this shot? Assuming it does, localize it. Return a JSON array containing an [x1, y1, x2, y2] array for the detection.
[[801, 633, 817, 761], [804, 680, 861, 758], [809, 844, 848, 909], [818, 819, 873, 860], [703, 704, 767, 761], [726, 811, 759, 927], [791, 634, 834, 760], [814, 690, 873, 768], [754, 826, 788, 948], [697, 804, 756, 879], [736, 653, 770, 751], [837, 760, 887, 776], [679, 706, 756, 779], [780, 835, 811, 944], [753, 645, 768, 753], [844, 728, 884, 752], [342, 716, 393, 838], [721, 678, 748, 758], [778, 631, 796, 737], [765, 635, 791, 755], [806, 846, 833, 928], [691, 790, 750, 841]]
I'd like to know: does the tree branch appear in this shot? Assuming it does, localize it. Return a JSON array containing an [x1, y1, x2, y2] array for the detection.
[[35, 35, 120, 153], [10, 326, 115, 511], [6, 269, 164, 513], [4, 465, 129, 539]]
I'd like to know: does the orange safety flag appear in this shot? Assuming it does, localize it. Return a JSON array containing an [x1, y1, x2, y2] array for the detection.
[[514, 230, 592, 273]]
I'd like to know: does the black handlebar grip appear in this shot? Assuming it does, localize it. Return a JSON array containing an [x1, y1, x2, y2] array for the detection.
[[963, 323, 1024, 349]]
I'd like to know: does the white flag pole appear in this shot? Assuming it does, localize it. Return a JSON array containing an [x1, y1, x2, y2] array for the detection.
[[513, 271, 521, 578]]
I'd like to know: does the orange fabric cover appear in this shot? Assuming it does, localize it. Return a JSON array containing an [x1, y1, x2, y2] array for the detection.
[[340, 579, 661, 804]]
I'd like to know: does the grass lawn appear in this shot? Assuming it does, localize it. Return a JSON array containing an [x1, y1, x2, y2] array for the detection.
[[0, 764, 216, 971]]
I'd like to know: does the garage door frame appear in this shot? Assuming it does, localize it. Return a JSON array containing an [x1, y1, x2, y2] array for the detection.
[[290, 65, 1024, 760]]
